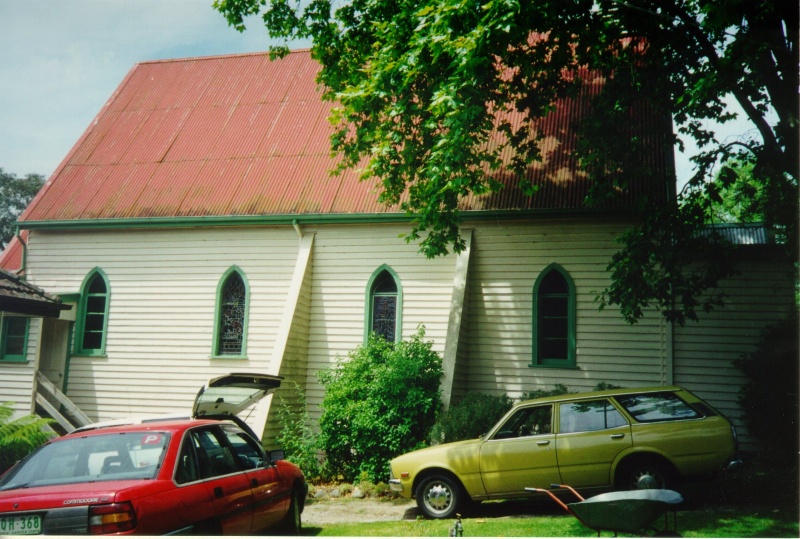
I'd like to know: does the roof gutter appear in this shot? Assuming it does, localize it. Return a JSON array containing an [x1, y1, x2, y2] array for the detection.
[[14, 208, 634, 233]]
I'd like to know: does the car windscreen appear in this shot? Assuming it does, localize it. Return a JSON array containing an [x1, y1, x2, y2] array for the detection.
[[615, 392, 703, 422], [0, 431, 170, 491]]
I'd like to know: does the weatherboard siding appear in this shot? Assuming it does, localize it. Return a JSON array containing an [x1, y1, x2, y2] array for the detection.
[[672, 256, 795, 451], [0, 317, 39, 418], [301, 224, 458, 416], [464, 219, 669, 397], [14, 219, 790, 451], [24, 227, 301, 424]]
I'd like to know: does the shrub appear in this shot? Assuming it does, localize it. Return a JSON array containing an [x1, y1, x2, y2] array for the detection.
[[735, 311, 798, 461], [519, 384, 572, 401], [430, 393, 513, 443], [317, 326, 443, 483], [275, 382, 323, 482], [0, 402, 55, 473]]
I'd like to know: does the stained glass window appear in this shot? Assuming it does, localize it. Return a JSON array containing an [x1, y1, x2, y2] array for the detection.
[[370, 269, 398, 342], [218, 271, 246, 355]]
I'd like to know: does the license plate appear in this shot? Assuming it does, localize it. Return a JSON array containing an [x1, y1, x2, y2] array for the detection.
[[0, 514, 42, 535]]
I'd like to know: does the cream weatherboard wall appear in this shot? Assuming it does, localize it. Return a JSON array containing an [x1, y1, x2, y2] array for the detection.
[[0, 317, 40, 417], [23, 226, 303, 426], [672, 256, 795, 450], [9, 217, 792, 450], [301, 223, 459, 411], [462, 218, 670, 396]]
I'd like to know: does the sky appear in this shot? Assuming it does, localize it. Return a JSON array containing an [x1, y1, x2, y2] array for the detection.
[[0, 0, 306, 179], [0, 1, 758, 187]]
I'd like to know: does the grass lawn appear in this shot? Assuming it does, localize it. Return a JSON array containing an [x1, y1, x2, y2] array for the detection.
[[301, 457, 798, 537]]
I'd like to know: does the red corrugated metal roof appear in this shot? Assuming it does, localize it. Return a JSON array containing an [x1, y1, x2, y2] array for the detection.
[[19, 51, 672, 225], [0, 232, 26, 272]]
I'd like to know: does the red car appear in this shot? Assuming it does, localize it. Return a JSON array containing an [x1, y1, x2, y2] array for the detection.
[[0, 373, 307, 535]]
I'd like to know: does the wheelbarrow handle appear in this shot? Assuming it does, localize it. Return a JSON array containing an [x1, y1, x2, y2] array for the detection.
[[549, 484, 586, 502], [526, 487, 572, 513]]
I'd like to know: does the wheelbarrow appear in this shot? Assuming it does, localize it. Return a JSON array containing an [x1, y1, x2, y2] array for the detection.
[[526, 484, 683, 536]]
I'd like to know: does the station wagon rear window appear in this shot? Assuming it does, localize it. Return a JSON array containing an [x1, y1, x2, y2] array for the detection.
[[615, 392, 703, 422]]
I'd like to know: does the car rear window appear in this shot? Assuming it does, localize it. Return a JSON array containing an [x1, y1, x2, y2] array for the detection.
[[0, 432, 170, 491], [615, 392, 703, 422]]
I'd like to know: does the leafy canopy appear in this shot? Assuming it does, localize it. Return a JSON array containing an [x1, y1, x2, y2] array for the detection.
[[0, 168, 45, 248], [215, 0, 797, 324]]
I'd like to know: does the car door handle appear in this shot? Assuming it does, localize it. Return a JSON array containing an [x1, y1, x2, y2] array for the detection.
[[251, 478, 259, 488], [537, 440, 551, 446], [610, 434, 625, 439], [214, 486, 224, 498]]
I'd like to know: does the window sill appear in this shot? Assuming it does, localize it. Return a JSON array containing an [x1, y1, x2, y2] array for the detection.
[[528, 363, 579, 370], [210, 355, 249, 360], [0, 358, 29, 364], [73, 352, 108, 358]]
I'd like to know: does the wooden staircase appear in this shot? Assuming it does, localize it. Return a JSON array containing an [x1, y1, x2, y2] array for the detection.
[[35, 372, 92, 433]]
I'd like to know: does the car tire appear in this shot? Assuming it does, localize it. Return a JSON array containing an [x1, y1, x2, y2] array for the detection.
[[280, 488, 302, 534], [193, 519, 222, 536], [415, 474, 464, 519], [618, 458, 675, 490]]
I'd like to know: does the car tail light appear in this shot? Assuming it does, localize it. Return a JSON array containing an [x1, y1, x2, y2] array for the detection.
[[88, 502, 136, 534]]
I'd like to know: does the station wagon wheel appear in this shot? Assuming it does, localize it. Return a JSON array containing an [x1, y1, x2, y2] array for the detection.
[[416, 474, 463, 519], [619, 458, 674, 490]]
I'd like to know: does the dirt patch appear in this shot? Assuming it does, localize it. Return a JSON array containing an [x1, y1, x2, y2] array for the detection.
[[302, 497, 419, 525]]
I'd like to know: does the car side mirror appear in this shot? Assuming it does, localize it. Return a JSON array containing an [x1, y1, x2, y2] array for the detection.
[[268, 449, 286, 463]]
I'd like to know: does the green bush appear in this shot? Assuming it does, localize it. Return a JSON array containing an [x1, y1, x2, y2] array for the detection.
[[275, 382, 322, 482], [317, 326, 443, 483], [0, 402, 55, 473], [519, 383, 572, 401], [430, 393, 513, 443], [735, 311, 798, 461]]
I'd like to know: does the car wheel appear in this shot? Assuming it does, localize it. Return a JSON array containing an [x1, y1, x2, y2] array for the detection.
[[619, 459, 674, 490], [280, 489, 302, 534], [416, 474, 464, 519], [193, 519, 221, 536]]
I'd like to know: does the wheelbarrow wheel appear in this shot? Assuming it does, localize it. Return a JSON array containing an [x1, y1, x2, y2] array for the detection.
[[618, 458, 675, 490], [416, 473, 464, 519]]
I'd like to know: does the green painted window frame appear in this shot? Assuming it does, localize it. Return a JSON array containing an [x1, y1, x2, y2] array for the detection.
[[74, 268, 110, 357], [364, 265, 402, 343], [0, 316, 30, 362], [212, 266, 250, 359], [531, 263, 576, 368]]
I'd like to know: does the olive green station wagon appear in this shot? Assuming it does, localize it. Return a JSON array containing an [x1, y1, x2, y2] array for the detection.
[[389, 386, 740, 519]]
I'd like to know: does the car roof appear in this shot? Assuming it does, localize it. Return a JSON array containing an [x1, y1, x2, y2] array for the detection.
[[66, 417, 224, 438], [516, 385, 684, 407]]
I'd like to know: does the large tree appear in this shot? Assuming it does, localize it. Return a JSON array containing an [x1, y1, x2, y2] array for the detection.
[[215, 0, 797, 324], [0, 168, 45, 249]]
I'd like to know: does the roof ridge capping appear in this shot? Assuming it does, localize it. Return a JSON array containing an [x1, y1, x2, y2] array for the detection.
[[135, 48, 314, 66]]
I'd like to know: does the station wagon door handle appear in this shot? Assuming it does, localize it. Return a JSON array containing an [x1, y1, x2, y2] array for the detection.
[[214, 486, 224, 498], [610, 434, 625, 439], [537, 440, 551, 446]]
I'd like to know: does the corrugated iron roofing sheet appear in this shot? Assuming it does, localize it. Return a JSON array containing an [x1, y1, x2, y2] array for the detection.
[[19, 50, 672, 224]]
